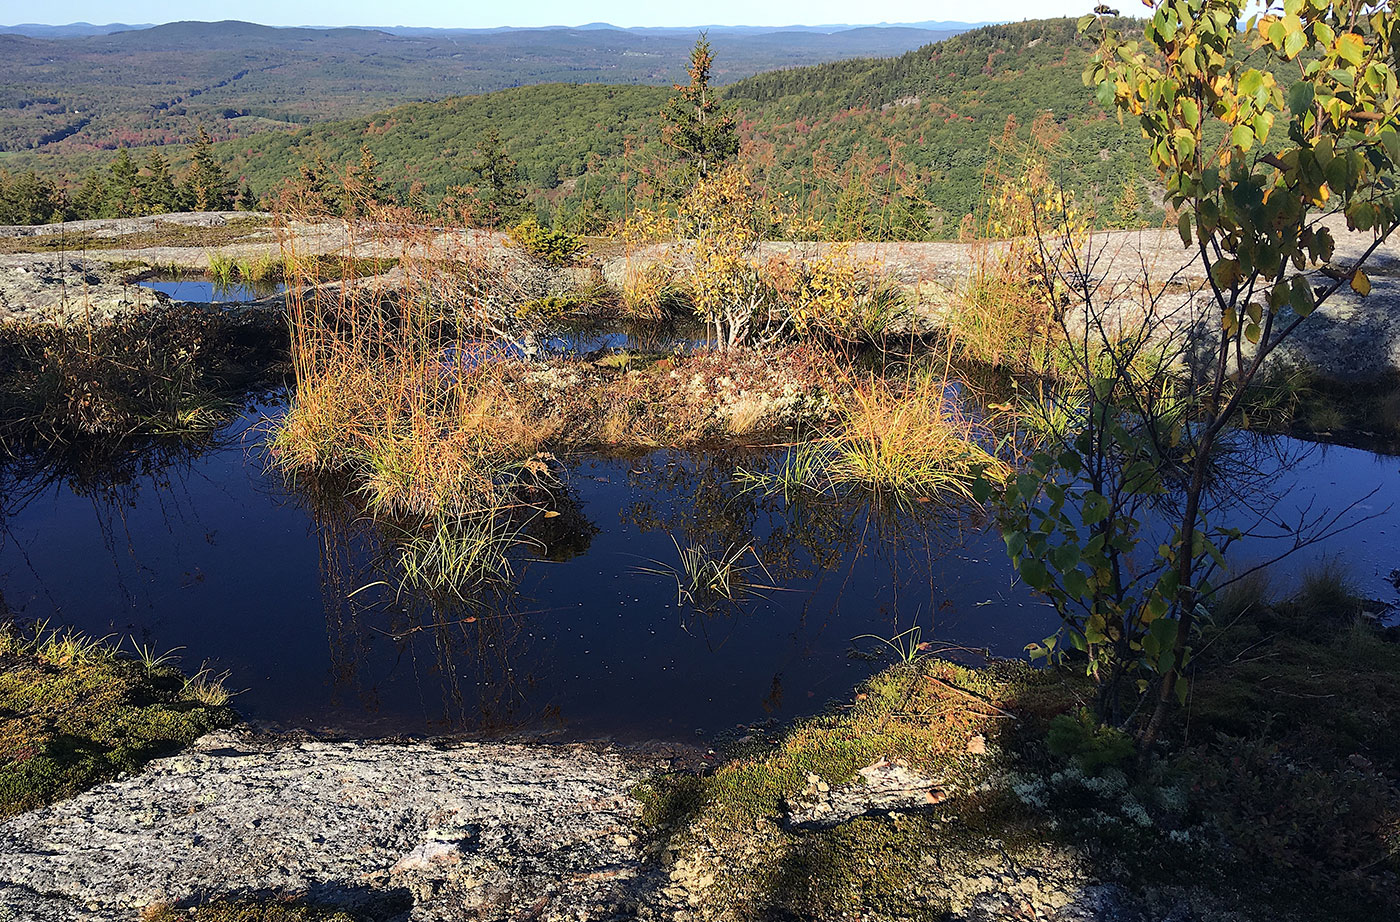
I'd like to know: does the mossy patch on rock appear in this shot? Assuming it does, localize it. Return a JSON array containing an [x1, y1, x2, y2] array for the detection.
[[141, 896, 360, 922], [636, 658, 1096, 920], [0, 623, 234, 818], [638, 609, 1400, 922]]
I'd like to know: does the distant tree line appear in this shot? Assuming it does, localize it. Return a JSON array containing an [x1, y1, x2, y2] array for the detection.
[[0, 127, 249, 225]]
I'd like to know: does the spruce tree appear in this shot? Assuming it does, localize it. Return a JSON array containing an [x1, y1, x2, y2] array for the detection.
[[108, 149, 142, 217], [236, 182, 260, 211], [184, 126, 234, 212], [296, 155, 342, 216], [71, 171, 108, 220], [2, 171, 62, 225], [462, 129, 525, 227], [140, 151, 181, 214], [1109, 176, 1144, 230], [343, 143, 389, 215], [660, 35, 739, 194]]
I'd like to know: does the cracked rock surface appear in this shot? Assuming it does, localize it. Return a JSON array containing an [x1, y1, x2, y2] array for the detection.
[[0, 729, 658, 922], [0, 254, 163, 324]]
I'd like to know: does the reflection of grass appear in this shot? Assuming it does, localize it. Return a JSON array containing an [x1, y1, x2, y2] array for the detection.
[[391, 510, 536, 601], [0, 622, 234, 818]]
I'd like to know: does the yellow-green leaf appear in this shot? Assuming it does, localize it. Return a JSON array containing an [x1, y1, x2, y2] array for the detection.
[[1352, 269, 1372, 296], [1284, 27, 1306, 59], [1181, 97, 1200, 128], [1336, 32, 1366, 67]]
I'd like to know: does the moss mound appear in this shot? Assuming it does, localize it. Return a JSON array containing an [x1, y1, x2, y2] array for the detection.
[[142, 897, 359, 922], [639, 601, 1400, 922], [0, 624, 235, 818]]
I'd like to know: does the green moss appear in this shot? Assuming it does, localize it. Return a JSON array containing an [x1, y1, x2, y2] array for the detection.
[[0, 625, 234, 818], [637, 659, 1088, 920], [640, 611, 1400, 922], [1166, 585, 1400, 921], [141, 896, 359, 922]]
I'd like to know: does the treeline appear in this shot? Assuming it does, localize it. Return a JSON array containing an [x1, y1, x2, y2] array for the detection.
[[0, 127, 250, 225]]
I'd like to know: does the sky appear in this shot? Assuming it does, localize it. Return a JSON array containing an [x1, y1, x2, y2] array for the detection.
[[4, 1, 1095, 29]]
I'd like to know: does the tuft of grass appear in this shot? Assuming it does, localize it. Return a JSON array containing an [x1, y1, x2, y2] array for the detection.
[[181, 664, 235, 707], [620, 262, 692, 320], [851, 620, 931, 665], [206, 251, 238, 289], [639, 537, 774, 613], [1292, 558, 1364, 627], [240, 253, 284, 285], [741, 367, 1009, 505], [131, 640, 185, 676]]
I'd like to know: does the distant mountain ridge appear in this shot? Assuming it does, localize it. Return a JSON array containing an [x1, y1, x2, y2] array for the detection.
[[0, 18, 1153, 240], [0, 19, 989, 38], [0, 19, 971, 154], [189, 18, 1146, 238], [0, 22, 152, 37]]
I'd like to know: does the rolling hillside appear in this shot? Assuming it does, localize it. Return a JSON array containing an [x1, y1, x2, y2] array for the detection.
[[0, 20, 960, 154], [0, 19, 1155, 239], [203, 18, 1150, 237]]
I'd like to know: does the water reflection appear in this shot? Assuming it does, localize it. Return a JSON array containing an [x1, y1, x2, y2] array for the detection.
[[140, 278, 286, 303], [0, 397, 1394, 741]]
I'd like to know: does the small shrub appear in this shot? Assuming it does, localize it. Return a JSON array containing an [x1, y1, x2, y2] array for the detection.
[[509, 217, 583, 266]]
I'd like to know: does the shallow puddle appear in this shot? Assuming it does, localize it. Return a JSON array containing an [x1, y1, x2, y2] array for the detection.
[[0, 401, 1396, 742], [140, 278, 285, 303]]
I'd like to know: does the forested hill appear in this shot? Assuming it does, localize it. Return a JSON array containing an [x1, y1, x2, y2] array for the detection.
[[0, 20, 959, 155], [194, 18, 1148, 238], [1, 18, 1154, 239], [723, 17, 1151, 234]]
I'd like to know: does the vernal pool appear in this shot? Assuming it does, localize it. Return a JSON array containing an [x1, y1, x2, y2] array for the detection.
[[0, 400, 1396, 742], [140, 278, 285, 304]]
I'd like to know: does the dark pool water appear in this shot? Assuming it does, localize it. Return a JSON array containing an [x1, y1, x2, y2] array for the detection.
[[0, 405, 1396, 742], [140, 279, 285, 303]]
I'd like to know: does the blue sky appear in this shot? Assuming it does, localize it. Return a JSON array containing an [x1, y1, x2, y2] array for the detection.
[[7, 1, 1093, 28]]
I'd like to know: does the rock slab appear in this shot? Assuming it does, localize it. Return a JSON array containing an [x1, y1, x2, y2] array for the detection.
[[0, 730, 651, 922]]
